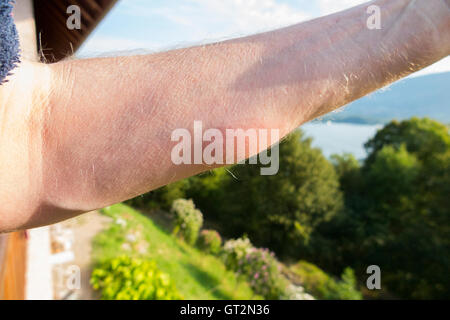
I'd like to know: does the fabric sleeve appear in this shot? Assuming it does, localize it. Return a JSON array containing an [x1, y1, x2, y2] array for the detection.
[[0, 0, 20, 85]]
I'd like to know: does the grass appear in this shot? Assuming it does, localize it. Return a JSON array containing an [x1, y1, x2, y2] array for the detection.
[[92, 203, 260, 300]]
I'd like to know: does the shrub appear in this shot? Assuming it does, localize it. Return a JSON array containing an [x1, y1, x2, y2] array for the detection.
[[236, 247, 288, 300], [222, 237, 254, 271], [198, 229, 222, 255], [290, 261, 362, 300], [171, 199, 203, 245], [334, 267, 363, 300], [91, 256, 182, 300], [222, 238, 287, 299]]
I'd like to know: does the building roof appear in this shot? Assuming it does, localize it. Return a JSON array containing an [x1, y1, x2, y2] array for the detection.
[[34, 0, 118, 62]]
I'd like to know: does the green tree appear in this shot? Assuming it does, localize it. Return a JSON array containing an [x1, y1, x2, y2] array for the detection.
[[330, 153, 363, 208], [315, 118, 450, 299], [365, 117, 450, 165]]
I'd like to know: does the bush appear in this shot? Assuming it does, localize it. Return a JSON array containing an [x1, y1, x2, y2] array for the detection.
[[198, 229, 222, 255], [237, 247, 289, 300], [171, 199, 203, 245], [336, 268, 363, 300], [222, 237, 254, 271], [222, 237, 287, 299], [91, 256, 182, 300], [289, 261, 362, 300]]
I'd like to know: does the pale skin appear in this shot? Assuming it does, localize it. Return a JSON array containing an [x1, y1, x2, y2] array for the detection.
[[0, 0, 449, 232]]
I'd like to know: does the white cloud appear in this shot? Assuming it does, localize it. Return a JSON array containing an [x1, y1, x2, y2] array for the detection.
[[189, 0, 310, 33], [117, 0, 311, 41]]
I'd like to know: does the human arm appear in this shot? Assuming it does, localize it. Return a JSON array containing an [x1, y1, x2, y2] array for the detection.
[[1, 0, 449, 231]]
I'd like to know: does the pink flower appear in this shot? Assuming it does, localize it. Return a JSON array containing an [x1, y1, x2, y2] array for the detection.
[[254, 273, 259, 279]]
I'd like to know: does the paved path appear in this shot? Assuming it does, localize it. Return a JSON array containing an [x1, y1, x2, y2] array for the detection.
[[53, 211, 111, 300]]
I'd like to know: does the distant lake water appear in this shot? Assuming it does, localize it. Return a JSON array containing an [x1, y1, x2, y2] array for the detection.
[[300, 122, 383, 160]]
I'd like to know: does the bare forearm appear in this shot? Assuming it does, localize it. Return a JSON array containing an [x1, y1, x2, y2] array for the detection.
[[37, 0, 450, 226], [2, 0, 449, 230]]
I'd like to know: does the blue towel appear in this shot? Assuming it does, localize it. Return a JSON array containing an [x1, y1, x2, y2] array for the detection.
[[0, 0, 20, 84]]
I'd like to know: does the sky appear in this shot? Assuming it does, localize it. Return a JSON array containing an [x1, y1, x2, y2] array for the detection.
[[79, 0, 450, 78]]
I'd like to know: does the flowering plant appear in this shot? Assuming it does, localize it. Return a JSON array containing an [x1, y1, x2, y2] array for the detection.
[[198, 229, 222, 255], [222, 237, 253, 271], [236, 247, 288, 299], [222, 237, 287, 299], [171, 199, 203, 245]]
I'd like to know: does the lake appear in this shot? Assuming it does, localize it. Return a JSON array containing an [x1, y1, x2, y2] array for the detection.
[[300, 122, 383, 160]]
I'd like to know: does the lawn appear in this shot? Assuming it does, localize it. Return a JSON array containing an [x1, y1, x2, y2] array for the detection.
[[92, 203, 260, 300]]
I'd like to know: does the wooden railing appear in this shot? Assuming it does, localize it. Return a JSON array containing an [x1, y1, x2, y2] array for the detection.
[[0, 232, 28, 300]]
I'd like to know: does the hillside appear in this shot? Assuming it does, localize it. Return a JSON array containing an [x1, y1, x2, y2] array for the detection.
[[322, 72, 450, 124], [92, 203, 260, 299]]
